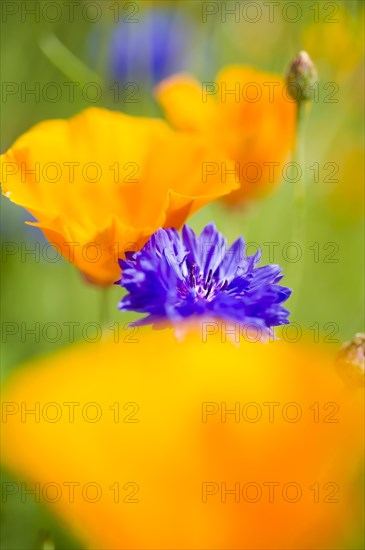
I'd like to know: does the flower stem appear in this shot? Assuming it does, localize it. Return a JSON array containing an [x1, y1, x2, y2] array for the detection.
[[99, 288, 109, 329], [290, 101, 308, 315], [39, 33, 103, 87], [295, 103, 307, 207]]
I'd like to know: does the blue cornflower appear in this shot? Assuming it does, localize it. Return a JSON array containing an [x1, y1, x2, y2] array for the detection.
[[116, 223, 291, 337], [108, 9, 195, 85]]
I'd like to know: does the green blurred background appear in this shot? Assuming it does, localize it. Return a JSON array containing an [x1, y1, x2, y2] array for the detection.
[[1, 0, 364, 548]]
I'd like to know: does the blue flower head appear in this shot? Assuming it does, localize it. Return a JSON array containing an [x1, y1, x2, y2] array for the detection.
[[108, 8, 195, 84], [117, 224, 291, 339]]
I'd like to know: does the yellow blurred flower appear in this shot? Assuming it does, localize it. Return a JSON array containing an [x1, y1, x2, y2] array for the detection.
[[302, 6, 364, 78], [328, 148, 365, 220], [156, 66, 296, 206], [1, 328, 363, 549], [0, 108, 237, 285]]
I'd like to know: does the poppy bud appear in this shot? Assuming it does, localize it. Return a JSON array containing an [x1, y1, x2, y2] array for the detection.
[[286, 51, 318, 102]]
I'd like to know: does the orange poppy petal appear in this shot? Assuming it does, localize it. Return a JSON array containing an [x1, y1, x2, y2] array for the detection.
[[156, 66, 297, 205], [1, 108, 237, 285], [155, 73, 218, 133], [1, 330, 363, 549]]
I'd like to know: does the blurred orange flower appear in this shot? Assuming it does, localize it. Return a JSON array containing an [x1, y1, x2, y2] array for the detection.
[[156, 66, 296, 206], [0, 108, 237, 285], [1, 329, 363, 549]]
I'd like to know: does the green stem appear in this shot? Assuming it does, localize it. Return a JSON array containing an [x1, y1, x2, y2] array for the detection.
[[295, 103, 307, 203], [290, 101, 308, 316], [99, 288, 109, 329], [39, 33, 104, 87]]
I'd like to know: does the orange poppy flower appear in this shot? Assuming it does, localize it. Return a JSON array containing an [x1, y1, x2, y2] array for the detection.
[[155, 66, 297, 205], [1, 328, 363, 549], [0, 108, 237, 285]]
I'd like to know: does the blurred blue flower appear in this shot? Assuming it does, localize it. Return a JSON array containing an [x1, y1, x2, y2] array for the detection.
[[108, 8, 195, 84], [117, 223, 291, 336]]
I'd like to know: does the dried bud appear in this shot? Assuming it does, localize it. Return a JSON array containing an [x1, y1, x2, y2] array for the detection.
[[335, 332, 365, 388], [286, 51, 318, 102]]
